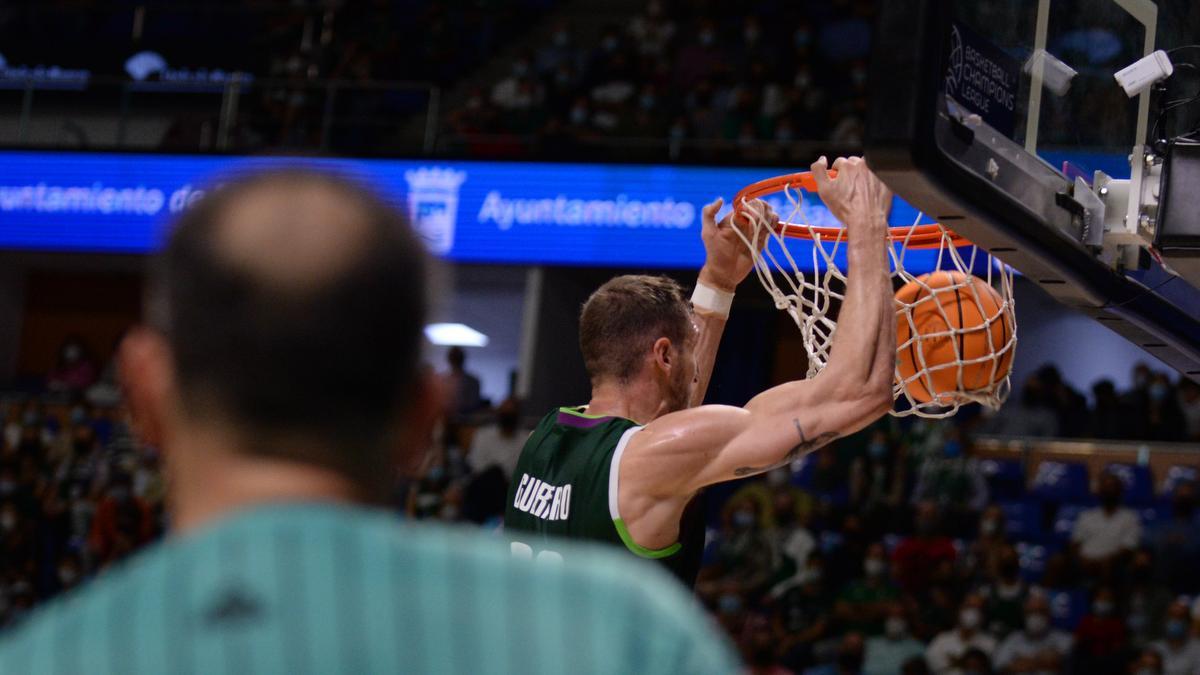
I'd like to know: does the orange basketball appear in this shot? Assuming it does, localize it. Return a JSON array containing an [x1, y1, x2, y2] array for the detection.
[[895, 271, 1014, 404]]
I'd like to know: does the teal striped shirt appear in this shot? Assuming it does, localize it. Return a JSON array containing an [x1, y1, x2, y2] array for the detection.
[[0, 503, 737, 674]]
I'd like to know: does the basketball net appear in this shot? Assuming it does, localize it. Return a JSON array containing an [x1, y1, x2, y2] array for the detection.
[[732, 183, 1017, 418]]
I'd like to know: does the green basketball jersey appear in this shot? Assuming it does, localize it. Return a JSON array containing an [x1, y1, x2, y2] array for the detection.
[[504, 407, 704, 586]]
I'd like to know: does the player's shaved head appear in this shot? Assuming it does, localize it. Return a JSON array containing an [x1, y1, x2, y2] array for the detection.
[[146, 169, 428, 487]]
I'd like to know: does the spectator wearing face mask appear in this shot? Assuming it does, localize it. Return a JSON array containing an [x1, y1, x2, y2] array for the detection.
[[1142, 374, 1186, 441], [993, 593, 1072, 675], [893, 501, 957, 596], [730, 464, 815, 533], [1150, 601, 1200, 675], [965, 506, 1010, 584], [87, 473, 157, 566], [696, 496, 779, 603], [1073, 586, 1128, 675], [977, 544, 1028, 637], [46, 337, 97, 393], [925, 594, 997, 675], [1150, 481, 1200, 593], [836, 542, 901, 636], [765, 487, 817, 590], [54, 552, 84, 595], [865, 604, 926, 675], [1125, 363, 1154, 404], [627, 0, 675, 58], [1178, 379, 1200, 441], [1071, 473, 1141, 578]]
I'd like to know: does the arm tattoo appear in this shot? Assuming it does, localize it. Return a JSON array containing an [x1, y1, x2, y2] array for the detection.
[[732, 417, 839, 477]]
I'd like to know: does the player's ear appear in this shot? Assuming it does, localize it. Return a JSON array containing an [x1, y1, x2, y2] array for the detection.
[[651, 336, 673, 375], [118, 327, 175, 448]]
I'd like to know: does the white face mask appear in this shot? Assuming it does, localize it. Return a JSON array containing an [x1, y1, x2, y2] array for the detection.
[[1026, 613, 1049, 635], [864, 558, 886, 577], [959, 607, 982, 630]]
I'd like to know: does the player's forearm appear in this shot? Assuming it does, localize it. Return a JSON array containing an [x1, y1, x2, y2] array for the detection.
[[824, 212, 891, 389], [688, 309, 727, 408]]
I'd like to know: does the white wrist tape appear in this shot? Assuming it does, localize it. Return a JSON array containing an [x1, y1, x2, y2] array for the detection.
[[691, 282, 734, 318]]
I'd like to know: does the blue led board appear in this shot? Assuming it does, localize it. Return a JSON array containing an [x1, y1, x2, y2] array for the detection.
[[0, 151, 968, 270]]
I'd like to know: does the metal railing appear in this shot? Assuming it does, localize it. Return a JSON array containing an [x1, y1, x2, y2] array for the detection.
[[1, 76, 858, 162], [1, 76, 441, 154]]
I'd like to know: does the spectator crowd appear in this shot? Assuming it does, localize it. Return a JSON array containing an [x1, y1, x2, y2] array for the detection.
[[448, 0, 875, 160], [2, 336, 1200, 675], [5, 0, 1177, 160]]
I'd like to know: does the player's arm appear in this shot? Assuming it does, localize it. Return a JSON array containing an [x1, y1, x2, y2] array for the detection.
[[687, 198, 771, 408], [624, 157, 895, 493]]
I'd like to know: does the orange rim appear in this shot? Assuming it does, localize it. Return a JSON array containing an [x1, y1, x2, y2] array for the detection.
[[733, 171, 972, 251]]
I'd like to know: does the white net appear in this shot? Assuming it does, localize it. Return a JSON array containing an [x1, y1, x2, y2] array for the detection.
[[733, 179, 1017, 418]]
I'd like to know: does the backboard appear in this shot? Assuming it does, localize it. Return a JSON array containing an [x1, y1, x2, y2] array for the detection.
[[866, 0, 1200, 382]]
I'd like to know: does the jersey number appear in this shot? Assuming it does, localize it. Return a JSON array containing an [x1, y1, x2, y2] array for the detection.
[[510, 541, 564, 564]]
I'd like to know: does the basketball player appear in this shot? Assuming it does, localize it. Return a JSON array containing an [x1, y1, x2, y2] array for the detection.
[[0, 170, 737, 674], [506, 157, 896, 585]]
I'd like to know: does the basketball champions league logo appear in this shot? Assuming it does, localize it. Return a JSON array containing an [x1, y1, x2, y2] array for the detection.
[[404, 167, 466, 255], [945, 25, 964, 96]]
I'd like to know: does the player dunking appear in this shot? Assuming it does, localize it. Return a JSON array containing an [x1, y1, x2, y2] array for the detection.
[[505, 157, 897, 585]]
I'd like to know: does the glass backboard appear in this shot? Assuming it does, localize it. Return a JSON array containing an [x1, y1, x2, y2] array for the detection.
[[866, 0, 1200, 381]]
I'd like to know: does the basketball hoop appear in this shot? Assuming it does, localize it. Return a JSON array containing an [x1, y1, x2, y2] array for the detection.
[[731, 170, 1017, 418]]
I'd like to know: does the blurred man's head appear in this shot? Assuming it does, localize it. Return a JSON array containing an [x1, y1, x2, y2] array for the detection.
[[447, 346, 466, 372], [914, 500, 941, 537], [1098, 473, 1125, 510], [121, 169, 434, 511], [996, 544, 1020, 583], [958, 594, 985, 634], [979, 504, 1005, 538], [1133, 648, 1164, 675], [884, 603, 909, 640], [864, 542, 888, 580], [1092, 586, 1116, 617], [836, 632, 864, 674], [579, 275, 697, 415], [496, 396, 520, 434], [1165, 600, 1191, 643], [1024, 592, 1051, 636]]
